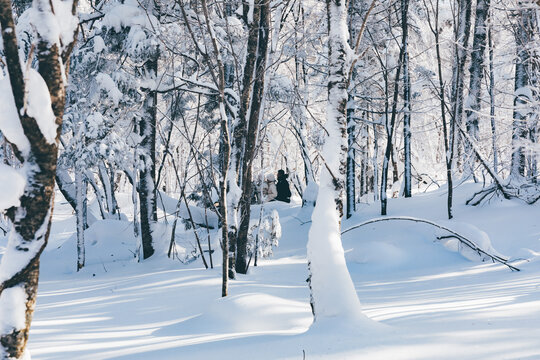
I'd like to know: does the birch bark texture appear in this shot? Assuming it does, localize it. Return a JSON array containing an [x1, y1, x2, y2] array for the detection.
[[0, 0, 78, 356], [307, 0, 364, 321], [465, 0, 491, 180], [138, 49, 159, 260], [451, 0, 472, 170], [402, 0, 412, 198], [511, 1, 537, 181]]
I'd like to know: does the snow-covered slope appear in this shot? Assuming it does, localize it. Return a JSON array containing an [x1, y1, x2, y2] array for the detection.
[[1, 183, 538, 359]]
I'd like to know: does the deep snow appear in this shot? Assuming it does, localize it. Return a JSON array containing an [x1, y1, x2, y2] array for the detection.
[[1, 183, 539, 359]]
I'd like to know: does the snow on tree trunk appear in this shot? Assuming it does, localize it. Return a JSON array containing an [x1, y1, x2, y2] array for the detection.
[[450, 0, 472, 176], [464, 0, 490, 181], [219, 102, 231, 295], [0, 0, 78, 356], [98, 161, 120, 219], [138, 49, 159, 260], [226, 124, 241, 279], [511, 3, 537, 181], [488, 10, 499, 174], [76, 171, 87, 271], [346, 94, 356, 218], [227, 0, 262, 277], [372, 121, 379, 201], [307, 0, 364, 322]]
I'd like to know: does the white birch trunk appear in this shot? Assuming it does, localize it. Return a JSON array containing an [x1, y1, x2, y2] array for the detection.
[[307, 0, 364, 322], [76, 170, 86, 271], [464, 0, 490, 181]]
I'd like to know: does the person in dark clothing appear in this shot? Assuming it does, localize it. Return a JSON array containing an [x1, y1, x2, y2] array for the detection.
[[275, 169, 291, 203]]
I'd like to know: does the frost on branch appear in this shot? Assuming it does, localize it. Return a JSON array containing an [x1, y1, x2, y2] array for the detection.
[[28, 0, 78, 48], [248, 209, 281, 260]]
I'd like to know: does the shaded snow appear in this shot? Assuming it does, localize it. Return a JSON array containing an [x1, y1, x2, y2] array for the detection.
[[0, 184, 538, 359]]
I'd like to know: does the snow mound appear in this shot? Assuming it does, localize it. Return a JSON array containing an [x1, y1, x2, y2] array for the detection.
[[342, 218, 509, 271], [172, 293, 309, 334], [345, 241, 407, 268], [46, 219, 138, 273], [84, 220, 138, 263], [342, 223, 466, 271], [157, 191, 219, 229], [206, 293, 308, 332], [436, 220, 507, 262]]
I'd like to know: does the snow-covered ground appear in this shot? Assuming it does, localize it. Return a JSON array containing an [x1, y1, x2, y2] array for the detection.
[[1, 183, 539, 359]]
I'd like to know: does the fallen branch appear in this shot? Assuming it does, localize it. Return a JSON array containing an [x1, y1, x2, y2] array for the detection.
[[454, 117, 540, 206], [293, 215, 312, 225], [467, 182, 540, 206], [342, 216, 520, 271]]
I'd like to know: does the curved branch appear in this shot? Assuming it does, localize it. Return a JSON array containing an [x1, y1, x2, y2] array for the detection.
[[342, 216, 520, 271]]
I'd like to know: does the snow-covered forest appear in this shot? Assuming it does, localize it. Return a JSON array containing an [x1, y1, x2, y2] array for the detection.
[[1, 0, 540, 358]]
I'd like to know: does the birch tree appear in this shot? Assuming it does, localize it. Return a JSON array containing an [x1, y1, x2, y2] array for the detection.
[[138, 47, 160, 260], [307, 0, 364, 321], [511, 0, 538, 181], [0, 0, 78, 356], [464, 0, 491, 181], [402, 0, 412, 198]]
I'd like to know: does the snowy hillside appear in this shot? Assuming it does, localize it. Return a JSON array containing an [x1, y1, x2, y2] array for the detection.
[[2, 184, 535, 359]]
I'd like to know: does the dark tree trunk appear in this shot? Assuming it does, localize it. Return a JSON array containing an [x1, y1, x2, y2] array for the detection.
[[236, 0, 271, 274], [381, 42, 405, 215], [402, 0, 412, 198], [225, 0, 264, 279], [427, 0, 454, 219]]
